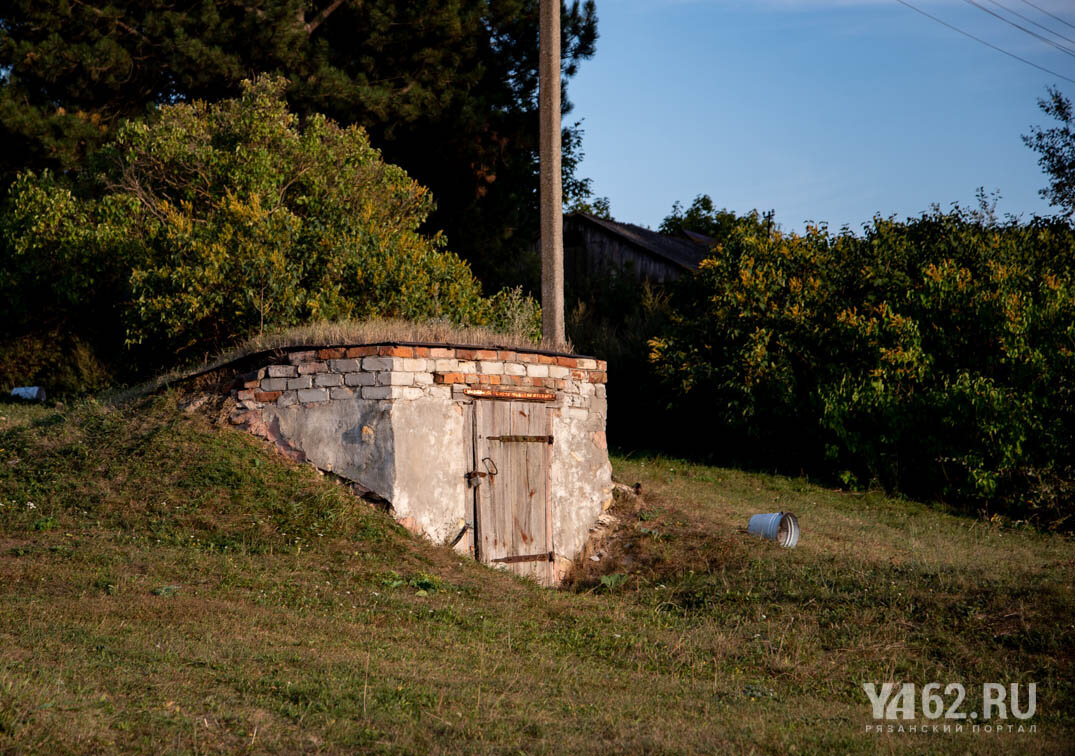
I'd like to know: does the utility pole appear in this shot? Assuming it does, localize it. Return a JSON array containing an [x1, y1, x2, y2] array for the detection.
[[539, 0, 565, 349]]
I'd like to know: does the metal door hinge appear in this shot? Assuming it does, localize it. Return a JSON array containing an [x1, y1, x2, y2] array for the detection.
[[487, 435, 553, 444], [491, 551, 554, 564]]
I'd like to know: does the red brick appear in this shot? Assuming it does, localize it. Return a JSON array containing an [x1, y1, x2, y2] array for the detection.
[[318, 348, 346, 360], [497, 350, 517, 361], [516, 351, 539, 364], [487, 374, 502, 385], [413, 346, 431, 357], [346, 346, 378, 358], [556, 356, 578, 368], [588, 371, 607, 383], [254, 391, 282, 402], [464, 373, 480, 384], [434, 372, 464, 384], [456, 349, 479, 360], [537, 354, 556, 365], [379, 346, 414, 358], [571, 370, 586, 381], [555, 379, 566, 389], [236, 389, 255, 401], [471, 349, 496, 360], [595, 360, 608, 371], [243, 380, 260, 389]]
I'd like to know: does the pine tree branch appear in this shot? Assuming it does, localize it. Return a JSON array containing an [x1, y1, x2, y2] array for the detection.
[[305, 0, 350, 36]]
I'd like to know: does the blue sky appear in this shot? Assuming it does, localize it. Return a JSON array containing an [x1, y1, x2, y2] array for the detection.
[[567, 0, 1075, 232]]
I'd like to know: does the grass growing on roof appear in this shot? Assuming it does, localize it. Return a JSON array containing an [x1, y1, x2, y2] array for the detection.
[[107, 315, 572, 407], [0, 399, 1072, 753]]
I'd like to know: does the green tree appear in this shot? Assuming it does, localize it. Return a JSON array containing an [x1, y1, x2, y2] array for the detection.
[[3, 77, 489, 369], [1023, 86, 1075, 218], [0, 0, 598, 284], [659, 194, 775, 242]]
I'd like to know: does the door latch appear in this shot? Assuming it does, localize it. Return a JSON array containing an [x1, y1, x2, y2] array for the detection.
[[465, 456, 498, 487]]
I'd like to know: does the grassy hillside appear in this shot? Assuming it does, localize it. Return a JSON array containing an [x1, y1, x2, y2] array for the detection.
[[1, 396, 1072, 754]]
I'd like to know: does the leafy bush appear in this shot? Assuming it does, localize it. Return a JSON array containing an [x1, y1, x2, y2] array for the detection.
[[650, 206, 1075, 527], [2, 76, 490, 372], [488, 286, 543, 344]]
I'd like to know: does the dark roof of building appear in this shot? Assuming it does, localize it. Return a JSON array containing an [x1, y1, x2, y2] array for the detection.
[[566, 212, 713, 271]]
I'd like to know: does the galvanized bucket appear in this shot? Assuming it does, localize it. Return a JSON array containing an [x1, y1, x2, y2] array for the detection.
[[747, 512, 800, 548]]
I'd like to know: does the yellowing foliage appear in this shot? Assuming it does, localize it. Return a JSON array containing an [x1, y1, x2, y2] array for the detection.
[[650, 207, 1075, 527]]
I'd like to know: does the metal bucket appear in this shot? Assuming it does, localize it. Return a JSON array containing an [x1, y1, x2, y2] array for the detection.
[[747, 512, 800, 548]]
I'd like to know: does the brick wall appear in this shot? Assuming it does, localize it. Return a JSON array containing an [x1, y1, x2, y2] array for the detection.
[[231, 345, 608, 413]]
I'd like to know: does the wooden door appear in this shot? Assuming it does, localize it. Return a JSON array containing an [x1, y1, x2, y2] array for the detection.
[[470, 400, 552, 584]]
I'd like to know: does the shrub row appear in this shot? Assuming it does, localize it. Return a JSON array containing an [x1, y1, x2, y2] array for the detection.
[[649, 207, 1075, 527]]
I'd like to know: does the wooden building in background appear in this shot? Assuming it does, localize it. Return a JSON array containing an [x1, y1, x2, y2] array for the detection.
[[563, 212, 715, 284]]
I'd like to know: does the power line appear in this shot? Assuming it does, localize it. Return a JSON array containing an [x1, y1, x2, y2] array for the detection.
[[893, 0, 1075, 85], [985, 0, 1075, 47], [962, 0, 1075, 59], [1019, 0, 1075, 32]]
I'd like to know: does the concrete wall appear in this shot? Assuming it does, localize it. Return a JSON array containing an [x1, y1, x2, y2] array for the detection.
[[227, 344, 612, 583]]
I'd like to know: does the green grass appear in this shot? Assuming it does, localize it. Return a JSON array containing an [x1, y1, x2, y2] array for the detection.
[[0, 396, 1071, 754]]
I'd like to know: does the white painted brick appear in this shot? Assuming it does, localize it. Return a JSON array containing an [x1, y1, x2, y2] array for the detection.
[[526, 364, 549, 378], [260, 377, 288, 391], [344, 372, 376, 387], [297, 388, 329, 403], [427, 385, 452, 400], [377, 371, 413, 386], [329, 359, 361, 372], [362, 356, 401, 371], [413, 372, 434, 385], [402, 358, 429, 372], [315, 373, 343, 387], [504, 362, 526, 376], [478, 361, 504, 374], [361, 386, 392, 400], [330, 387, 354, 400], [595, 384, 607, 398], [548, 365, 570, 379], [434, 359, 460, 372], [580, 382, 596, 397], [456, 360, 477, 373], [563, 407, 589, 421], [267, 364, 297, 378], [297, 361, 328, 375], [577, 358, 598, 370], [287, 376, 312, 390], [277, 391, 297, 408], [399, 387, 424, 400]]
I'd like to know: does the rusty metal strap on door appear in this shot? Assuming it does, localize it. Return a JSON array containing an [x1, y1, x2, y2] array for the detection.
[[491, 551, 554, 564], [463, 388, 555, 402], [487, 434, 553, 444]]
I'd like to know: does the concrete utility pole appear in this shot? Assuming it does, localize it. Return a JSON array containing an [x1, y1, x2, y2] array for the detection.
[[539, 0, 565, 349]]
